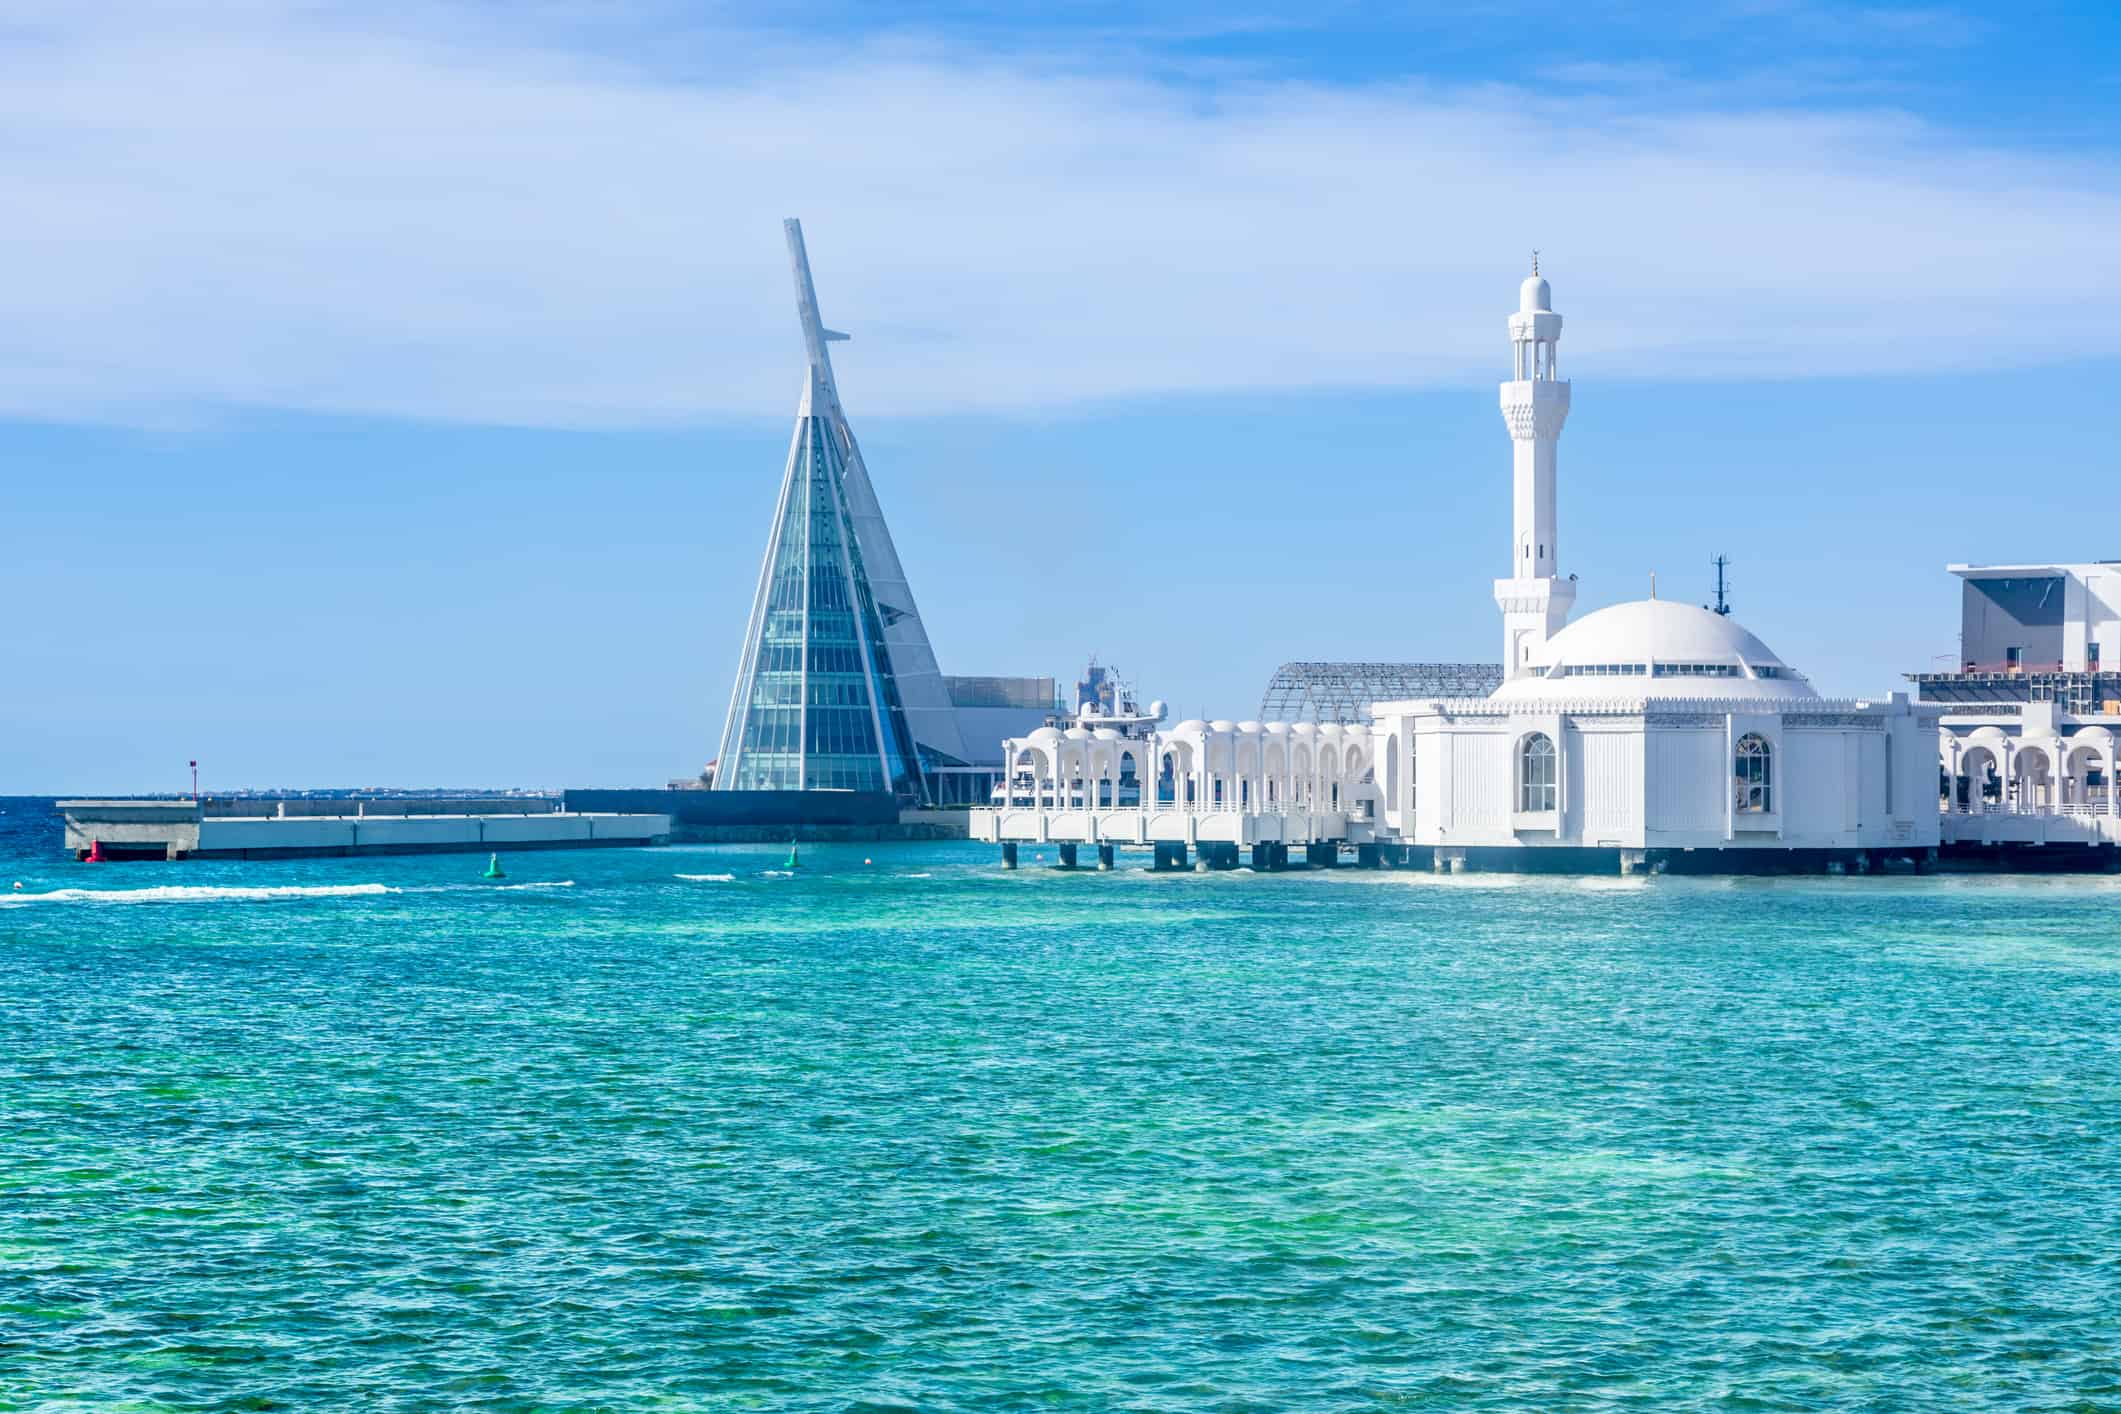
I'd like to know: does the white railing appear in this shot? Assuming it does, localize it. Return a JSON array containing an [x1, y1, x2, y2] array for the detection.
[[983, 800, 1345, 816], [1944, 802, 2115, 818]]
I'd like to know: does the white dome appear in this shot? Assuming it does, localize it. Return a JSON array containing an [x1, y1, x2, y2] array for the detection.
[[1491, 598, 1817, 703], [1026, 726, 1063, 744], [1520, 274, 1551, 314]]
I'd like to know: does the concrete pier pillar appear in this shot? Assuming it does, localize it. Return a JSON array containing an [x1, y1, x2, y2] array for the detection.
[[1153, 842, 1187, 872], [1000, 842, 1018, 870], [1620, 849, 1645, 877], [1250, 843, 1272, 871], [1357, 843, 1382, 869], [1306, 843, 1337, 869], [1057, 843, 1078, 870], [1097, 844, 1115, 871], [1440, 849, 1470, 874], [1825, 856, 1847, 876]]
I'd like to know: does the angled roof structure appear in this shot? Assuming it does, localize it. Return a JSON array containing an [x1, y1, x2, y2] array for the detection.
[[1259, 662, 1505, 724], [713, 220, 967, 800]]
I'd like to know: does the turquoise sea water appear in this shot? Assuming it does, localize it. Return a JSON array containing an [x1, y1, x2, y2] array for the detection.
[[3, 798, 2120, 1410]]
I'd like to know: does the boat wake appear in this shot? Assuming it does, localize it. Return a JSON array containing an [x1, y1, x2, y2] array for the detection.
[[676, 873, 737, 883], [3, 878, 577, 908], [2, 882, 395, 907]]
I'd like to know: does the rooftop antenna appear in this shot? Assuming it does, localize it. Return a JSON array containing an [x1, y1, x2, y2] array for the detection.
[[1531, 249, 1540, 276], [1712, 555, 1732, 616], [1649, 571, 1657, 600]]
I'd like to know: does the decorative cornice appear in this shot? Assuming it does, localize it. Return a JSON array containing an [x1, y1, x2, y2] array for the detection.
[[1395, 695, 1913, 720]]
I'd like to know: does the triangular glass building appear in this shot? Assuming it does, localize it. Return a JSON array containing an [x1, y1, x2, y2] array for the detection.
[[713, 220, 968, 801]]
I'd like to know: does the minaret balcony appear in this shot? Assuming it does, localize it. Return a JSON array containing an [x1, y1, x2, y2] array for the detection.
[[1500, 378, 1571, 440]]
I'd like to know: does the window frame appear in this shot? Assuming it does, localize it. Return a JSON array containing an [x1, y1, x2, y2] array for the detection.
[[1518, 732, 1558, 814], [1734, 733, 1773, 815]]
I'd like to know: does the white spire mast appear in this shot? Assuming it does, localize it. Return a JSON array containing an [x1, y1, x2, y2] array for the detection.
[[785, 218, 851, 402]]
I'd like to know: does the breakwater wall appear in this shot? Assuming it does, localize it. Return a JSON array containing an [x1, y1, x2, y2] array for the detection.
[[560, 790, 967, 842]]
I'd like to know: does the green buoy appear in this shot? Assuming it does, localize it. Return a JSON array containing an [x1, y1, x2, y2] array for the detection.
[[482, 852, 505, 880], [785, 837, 801, 869]]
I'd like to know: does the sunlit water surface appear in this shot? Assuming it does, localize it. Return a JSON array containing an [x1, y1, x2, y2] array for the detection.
[[3, 799, 2119, 1410]]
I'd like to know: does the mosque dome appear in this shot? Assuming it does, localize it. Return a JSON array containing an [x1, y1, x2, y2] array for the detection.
[[1519, 273, 1551, 314], [1491, 598, 1817, 703]]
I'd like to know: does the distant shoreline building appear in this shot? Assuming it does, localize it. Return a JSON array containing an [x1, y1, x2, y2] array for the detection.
[[1922, 563, 2121, 828]]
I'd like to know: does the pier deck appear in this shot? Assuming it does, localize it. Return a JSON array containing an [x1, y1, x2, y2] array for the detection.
[[971, 803, 1370, 871], [60, 799, 670, 861]]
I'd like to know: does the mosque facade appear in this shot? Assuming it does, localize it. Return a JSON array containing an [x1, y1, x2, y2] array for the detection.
[[1369, 269, 1943, 867], [979, 265, 1947, 872]]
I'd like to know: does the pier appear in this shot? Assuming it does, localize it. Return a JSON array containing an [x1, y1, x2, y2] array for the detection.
[[60, 797, 670, 861]]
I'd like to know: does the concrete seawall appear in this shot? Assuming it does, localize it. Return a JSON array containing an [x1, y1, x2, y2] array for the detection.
[[560, 790, 969, 842], [60, 800, 669, 861]]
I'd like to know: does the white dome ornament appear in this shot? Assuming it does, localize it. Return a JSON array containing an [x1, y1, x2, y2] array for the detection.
[[1519, 250, 1552, 314]]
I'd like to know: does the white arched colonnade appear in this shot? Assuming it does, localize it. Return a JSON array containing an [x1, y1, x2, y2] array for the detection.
[[1000, 719, 1374, 816]]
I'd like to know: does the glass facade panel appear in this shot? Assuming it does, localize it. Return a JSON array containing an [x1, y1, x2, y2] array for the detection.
[[721, 413, 926, 798]]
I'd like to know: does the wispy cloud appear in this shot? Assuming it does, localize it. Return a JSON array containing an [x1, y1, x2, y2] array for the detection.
[[0, 2, 2110, 427]]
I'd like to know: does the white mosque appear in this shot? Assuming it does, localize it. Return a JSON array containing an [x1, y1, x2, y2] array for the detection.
[[977, 265, 1944, 872]]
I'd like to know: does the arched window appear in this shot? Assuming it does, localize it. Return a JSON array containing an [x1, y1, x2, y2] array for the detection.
[[1735, 734, 1772, 813], [1519, 733, 1557, 812]]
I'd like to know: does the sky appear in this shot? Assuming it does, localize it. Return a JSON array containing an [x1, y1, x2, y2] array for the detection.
[[5, 0, 2121, 792]]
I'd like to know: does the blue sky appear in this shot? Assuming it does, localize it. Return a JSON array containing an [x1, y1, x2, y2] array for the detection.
[[5, 1, 2120, 792]]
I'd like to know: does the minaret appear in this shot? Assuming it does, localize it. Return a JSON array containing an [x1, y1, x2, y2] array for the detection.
[[1493, 256, 1575, 677]]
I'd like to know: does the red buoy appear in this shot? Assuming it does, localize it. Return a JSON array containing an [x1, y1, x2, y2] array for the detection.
[[85, 838, 107, 863]]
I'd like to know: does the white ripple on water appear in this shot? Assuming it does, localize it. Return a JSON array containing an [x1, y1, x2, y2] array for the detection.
[[1, 879, 576, 908], [1, 882, 396, 907], [675, 873, 738, 883]]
